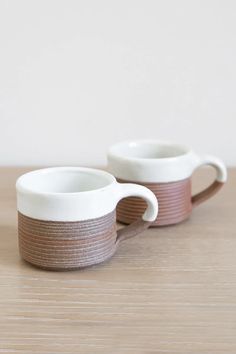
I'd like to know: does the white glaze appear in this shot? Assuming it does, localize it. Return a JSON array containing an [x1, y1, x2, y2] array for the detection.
[[108, 140, 227, 183], [16, 167, 158, 222]]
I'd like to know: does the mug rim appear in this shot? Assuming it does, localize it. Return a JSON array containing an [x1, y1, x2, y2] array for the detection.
[[16, 167, 116, 196], [108, 139, 192, 162]]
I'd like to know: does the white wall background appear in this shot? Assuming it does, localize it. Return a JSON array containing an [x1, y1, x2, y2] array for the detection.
[[0, 0, 235, 167]]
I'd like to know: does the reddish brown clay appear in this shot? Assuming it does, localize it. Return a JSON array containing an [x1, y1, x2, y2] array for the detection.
[[191, 180, 224, 207], [117, 178, 192, 226], [18, 211, 152, 270], [117, 218, 152, 242], [116, 178, 224, 227]]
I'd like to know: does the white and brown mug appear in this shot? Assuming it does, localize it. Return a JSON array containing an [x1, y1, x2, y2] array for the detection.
[[108, 140, 227, 227], [16, 167, 158, 270]]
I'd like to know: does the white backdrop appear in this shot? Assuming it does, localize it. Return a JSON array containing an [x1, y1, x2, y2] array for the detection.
[[0, 0, 235, 166]]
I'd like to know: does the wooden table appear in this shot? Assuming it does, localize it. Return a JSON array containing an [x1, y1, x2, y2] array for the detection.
[[0, 167, 235, 353]]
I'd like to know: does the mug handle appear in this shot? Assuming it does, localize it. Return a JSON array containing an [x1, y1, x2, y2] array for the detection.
[[191, 155, 227, 207], [115, 183, 158, 243]]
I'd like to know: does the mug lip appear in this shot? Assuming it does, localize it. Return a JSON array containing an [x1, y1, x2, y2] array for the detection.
[[108, 139, 192, 162], [16, 167, 116, 196]]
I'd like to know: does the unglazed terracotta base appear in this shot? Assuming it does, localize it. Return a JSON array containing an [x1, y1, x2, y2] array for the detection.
[[117, 178, 192, 226], [117, 178, 224, 227], [18, 211, 153, 270], [18, 211, 117, 270]]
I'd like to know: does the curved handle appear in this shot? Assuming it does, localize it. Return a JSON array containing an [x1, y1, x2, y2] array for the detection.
[[115, 183, 158, 243], [191, 154, 227, 207]]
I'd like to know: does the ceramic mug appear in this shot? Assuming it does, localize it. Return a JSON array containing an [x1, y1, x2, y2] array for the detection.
[[108, 140, 227, 227], [16, 167, 158, 270]]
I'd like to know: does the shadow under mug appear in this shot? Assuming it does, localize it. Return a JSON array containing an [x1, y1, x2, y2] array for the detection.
[[16, 167, 158, 270], [108, 140, 227, 227]]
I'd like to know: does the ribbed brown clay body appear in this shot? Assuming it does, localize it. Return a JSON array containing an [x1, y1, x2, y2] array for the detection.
[[18, 211, 117, 270], [117, 178, 192, 226]]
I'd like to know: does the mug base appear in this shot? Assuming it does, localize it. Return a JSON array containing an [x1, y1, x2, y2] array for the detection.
[[20, 249, 116, 271], [117, 211, 192, 227], [18, 211, 117, 271], [116, 178, 192, 227]]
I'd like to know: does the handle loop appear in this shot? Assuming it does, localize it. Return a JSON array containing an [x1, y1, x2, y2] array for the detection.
[[114, 183, 158, 243], [191, 155, 227, 207]]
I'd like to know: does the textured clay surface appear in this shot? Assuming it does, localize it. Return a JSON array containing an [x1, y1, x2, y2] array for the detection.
[[18, 211, 117, 270], [117, 178, 192, 226]]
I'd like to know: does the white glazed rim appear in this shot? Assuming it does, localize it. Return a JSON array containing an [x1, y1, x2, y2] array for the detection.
[[108, 139, 192, 162], [16, 167, 116, 196]]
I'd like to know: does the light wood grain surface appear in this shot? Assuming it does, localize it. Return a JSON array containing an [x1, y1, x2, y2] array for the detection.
[[0, 167, 235, 353]]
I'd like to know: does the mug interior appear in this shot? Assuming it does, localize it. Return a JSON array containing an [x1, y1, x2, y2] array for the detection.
[[110, 141, 190, 159], [17, 168, 114, 194]]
